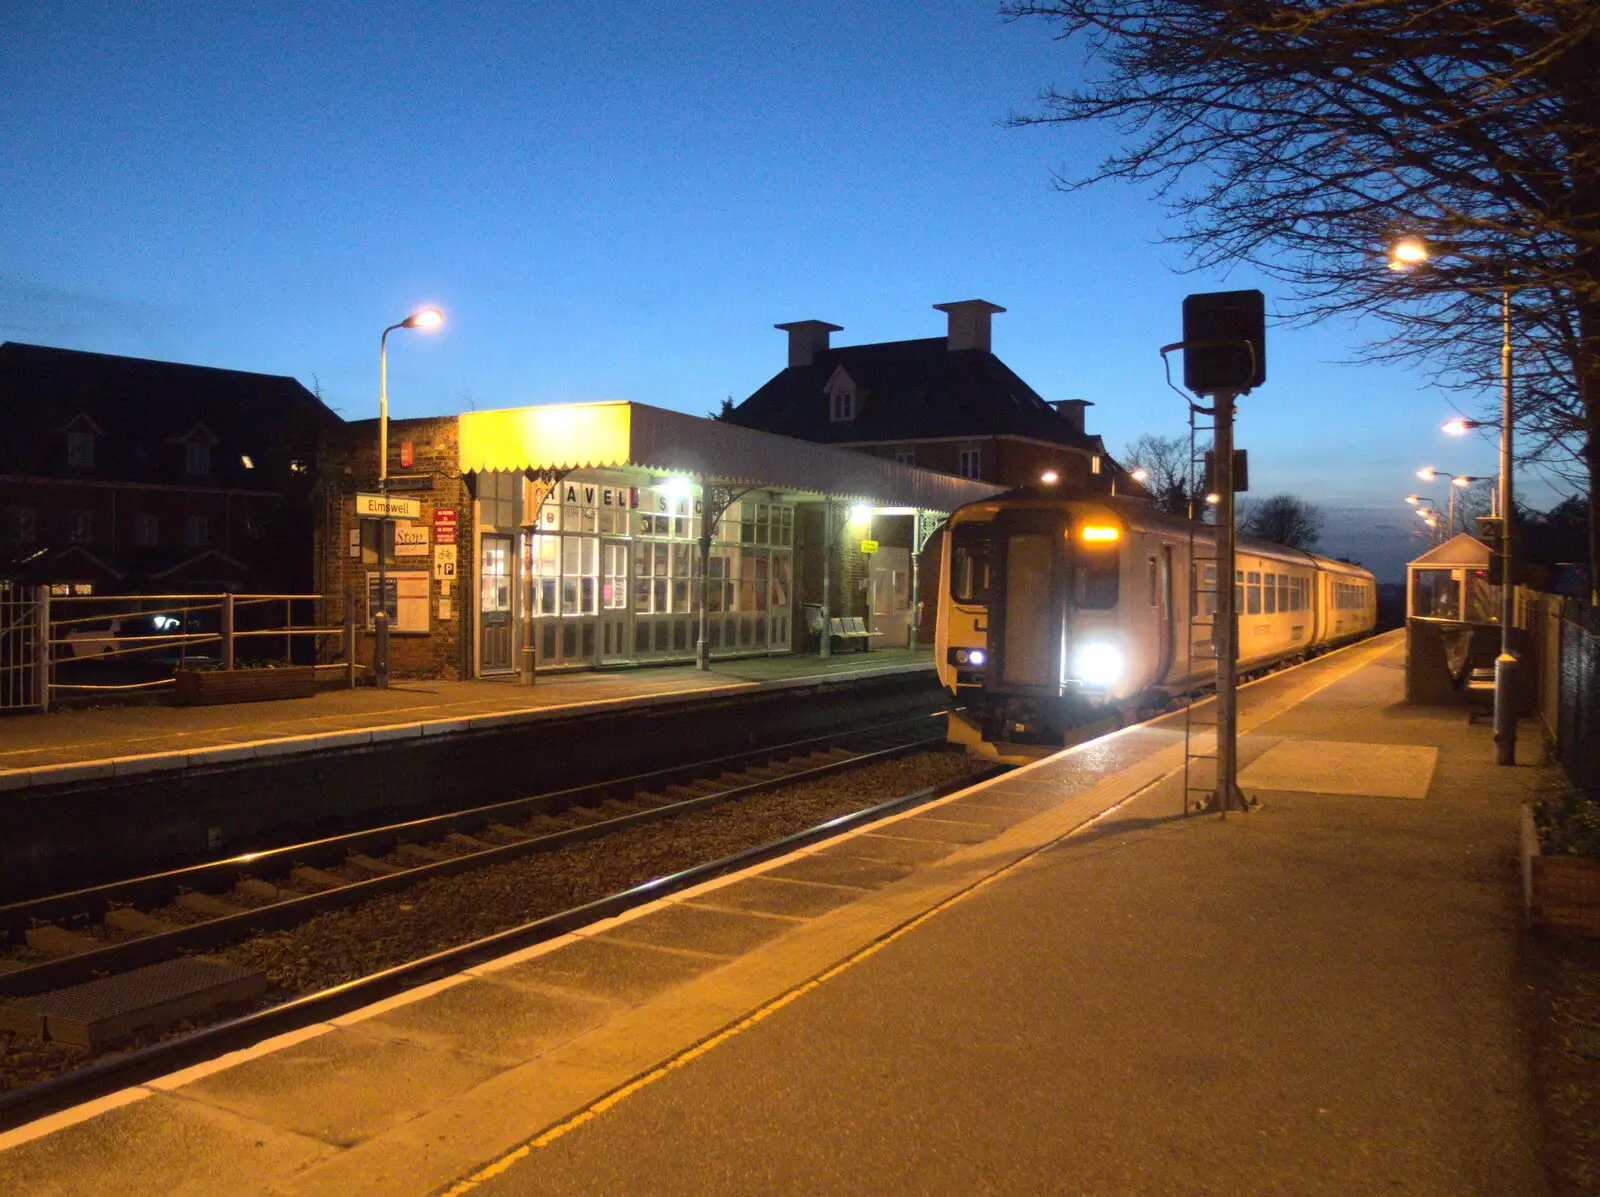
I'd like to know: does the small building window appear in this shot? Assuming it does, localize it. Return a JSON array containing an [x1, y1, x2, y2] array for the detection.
[[186, 441, 211, 474], [959, 448, 981, 480], [894, 447, 916, 467], [68, 510, 94, 544], [184, 515, 209, 547], [830, 389, 854, 422], [3, 506, 37, 544], [134, 513, 159, 546], [67, 431, 95, 469]]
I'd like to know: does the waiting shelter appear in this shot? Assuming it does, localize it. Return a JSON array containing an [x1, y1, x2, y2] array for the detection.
[[1404, 532, 1502, 705], [320, 401, 1001, 680]]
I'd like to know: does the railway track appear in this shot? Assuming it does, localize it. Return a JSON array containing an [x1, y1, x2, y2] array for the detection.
[[0, 715, 947, 999], [0, 726, 990, 1126]]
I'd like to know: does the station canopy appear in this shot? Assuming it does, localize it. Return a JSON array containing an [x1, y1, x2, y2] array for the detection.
[[458, 400, 1002, 512]]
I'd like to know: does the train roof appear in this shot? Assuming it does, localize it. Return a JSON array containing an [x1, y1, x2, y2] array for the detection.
[[949, 489, 1374, 581]]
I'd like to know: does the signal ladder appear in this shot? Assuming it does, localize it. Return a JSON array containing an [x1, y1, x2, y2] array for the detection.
[[1182, 400, 1221, 814]]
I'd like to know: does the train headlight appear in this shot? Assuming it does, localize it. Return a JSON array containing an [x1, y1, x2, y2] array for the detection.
[[948, 647, 987, 669], [1072, 641, 1124, 687], [968, 648, 986, 667]]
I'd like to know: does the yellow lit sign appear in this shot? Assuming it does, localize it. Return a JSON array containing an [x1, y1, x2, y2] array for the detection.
[[860, 539, 879, 555], [1080, 525, 1120, 544]]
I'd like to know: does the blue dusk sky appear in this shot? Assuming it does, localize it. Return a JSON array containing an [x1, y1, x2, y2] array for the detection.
[[0, 1, 1563, 581]]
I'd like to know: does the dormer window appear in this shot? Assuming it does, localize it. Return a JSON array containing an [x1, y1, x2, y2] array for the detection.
[[67, 431, 95, 469], [171, 423, 219, 475], [61, 412, 104, 470], [825, 365, 857, 423]]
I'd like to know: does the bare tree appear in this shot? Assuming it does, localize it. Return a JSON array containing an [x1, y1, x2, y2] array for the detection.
[[1239, 494, 1323, 550], [1123, 432, 1204, 515], [1004, 0, 1600, 599]]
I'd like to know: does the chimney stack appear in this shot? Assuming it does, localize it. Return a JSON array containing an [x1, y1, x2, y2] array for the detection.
[[933, 299, 1006, 353], [1051, 399, 1093, 437], [775, 320, 843, 368]]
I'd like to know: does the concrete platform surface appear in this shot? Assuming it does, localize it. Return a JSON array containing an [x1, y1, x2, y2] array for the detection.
[[0, 631, 1558, 1196], [0, 649, 933, 789]]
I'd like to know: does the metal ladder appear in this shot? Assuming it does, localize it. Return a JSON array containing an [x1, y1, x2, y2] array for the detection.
[[1182, 402, 1220, 814]]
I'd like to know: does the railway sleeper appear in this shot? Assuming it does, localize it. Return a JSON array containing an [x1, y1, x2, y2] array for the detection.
[[346, 853, 402, 876], [289, 866, 347, 890], [103, 907, 180, 937], [24, 925, 101, 957], [175, 891, 242, 918], [396, 843, 452, 866]]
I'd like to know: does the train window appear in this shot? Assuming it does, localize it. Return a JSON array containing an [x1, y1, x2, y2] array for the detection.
[[1236, 570, 1244, 613], [1074, 563, 1119, 609], [1279, 576, 1291, 613], [1246, 571, 1262, 615], [1148, 557, 1159, 605], [1263, 572, 1276, 614], [950, 525, 993, 604]]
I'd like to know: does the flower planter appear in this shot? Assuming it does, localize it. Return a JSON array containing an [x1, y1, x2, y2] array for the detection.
[[173, 666, 316, 707], [1523, 803, 1600, 935]]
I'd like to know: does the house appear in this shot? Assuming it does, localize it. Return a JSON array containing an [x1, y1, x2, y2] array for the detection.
[[724, 300, 1142, 493], [0, 342, 342, 595]]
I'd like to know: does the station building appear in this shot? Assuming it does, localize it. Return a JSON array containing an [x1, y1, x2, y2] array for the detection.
[[316, 401, 1000, 680]]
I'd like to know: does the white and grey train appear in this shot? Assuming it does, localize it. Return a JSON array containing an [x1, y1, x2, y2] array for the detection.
[[935, 492, 1377, 762]]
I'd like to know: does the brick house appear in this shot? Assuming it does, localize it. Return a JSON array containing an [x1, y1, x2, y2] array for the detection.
[[0, 343, 340, 595]]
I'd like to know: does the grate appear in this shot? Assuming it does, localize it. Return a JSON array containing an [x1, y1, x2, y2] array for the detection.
[[0, 956, 265, 1049]]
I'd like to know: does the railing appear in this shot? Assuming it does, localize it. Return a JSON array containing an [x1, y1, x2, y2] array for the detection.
[[0, 590, 360, 713], [1527, 589, 1600, 799]]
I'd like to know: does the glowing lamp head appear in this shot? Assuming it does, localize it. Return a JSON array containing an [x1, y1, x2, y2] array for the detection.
[[1451, 475, 1472, 488], [1388, 237, 1429, 270], [1405, 494, 1423, 505], [849, 503, 873, 529], [661, 475, 693, 501], [403, 307, 444, 330], [1039, 470, 1060, 486], [1080, 524, 1120, 544], [1442, 418, 1472, 437], [1204, 493, 1220, 506], [1416, 467, 1439, 482], [1129, 467, 1149, 484]]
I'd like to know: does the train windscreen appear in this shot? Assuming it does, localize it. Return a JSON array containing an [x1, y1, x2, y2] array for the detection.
[[950, 524, 993, 604], [1000, 532, 1055, 687]]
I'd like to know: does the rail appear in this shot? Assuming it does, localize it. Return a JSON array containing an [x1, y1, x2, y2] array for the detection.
[[0, 587, 362, 712]]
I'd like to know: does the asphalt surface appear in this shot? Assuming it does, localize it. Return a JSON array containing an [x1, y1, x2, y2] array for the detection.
[[468, 640, 1549, 1196]]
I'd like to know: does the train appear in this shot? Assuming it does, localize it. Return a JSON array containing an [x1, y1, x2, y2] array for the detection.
[[934, 490, 1377, 763]]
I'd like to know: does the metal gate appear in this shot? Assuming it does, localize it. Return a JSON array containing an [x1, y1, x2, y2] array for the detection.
[[0, 584, 45, 712]]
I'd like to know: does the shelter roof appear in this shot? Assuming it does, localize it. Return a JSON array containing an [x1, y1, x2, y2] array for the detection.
[[1408, 532, 1491, 569], [457, 401, 1003, 511]]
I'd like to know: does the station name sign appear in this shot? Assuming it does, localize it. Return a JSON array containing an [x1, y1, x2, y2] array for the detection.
[[354, 492, 422, 520]]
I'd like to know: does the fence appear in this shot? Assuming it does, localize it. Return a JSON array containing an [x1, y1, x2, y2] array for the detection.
[[1529, 590, 1600, 799], [0, 589, 357, 714]]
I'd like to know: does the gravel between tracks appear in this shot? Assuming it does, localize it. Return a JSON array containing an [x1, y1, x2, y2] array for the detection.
[[0, 749, 985, 1096]]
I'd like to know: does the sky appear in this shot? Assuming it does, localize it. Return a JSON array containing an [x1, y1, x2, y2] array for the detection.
[[0, 0, 1565, 582]]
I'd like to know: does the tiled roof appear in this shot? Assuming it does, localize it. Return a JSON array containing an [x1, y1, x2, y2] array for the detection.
[[0, 342, 341, 487], [726, 338, 1099, 449]]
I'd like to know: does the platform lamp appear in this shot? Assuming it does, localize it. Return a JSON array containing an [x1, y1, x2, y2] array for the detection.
[[373, 307, 444, 690], [1413, 470, 1485, 536], [1391, 233, 1518, 764]]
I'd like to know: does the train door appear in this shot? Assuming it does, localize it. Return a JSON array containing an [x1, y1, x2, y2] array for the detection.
[[1155, 544, 1176, 681], [990, 510, 1063, 692]]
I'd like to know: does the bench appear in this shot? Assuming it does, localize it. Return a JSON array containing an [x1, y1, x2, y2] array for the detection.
[[829, 616, 883, 652]]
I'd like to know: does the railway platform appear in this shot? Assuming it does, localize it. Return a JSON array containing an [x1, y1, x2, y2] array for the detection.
[[0, 629, 1560, 1196], [0, 649, 934, 786]]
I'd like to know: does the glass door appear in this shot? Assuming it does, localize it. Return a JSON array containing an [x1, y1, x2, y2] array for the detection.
[[479, 534, 514, 673]]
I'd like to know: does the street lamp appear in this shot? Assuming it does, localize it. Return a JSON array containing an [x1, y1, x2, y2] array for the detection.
[[374, 307, 444, 690], [1390, 235, 1518, 764]]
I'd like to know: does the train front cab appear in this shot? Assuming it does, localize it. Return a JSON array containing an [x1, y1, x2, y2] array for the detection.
[[942, 503, 1133, 765]]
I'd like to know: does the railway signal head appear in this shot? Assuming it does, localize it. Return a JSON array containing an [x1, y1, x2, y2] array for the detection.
[[1181, 289, 1266, 393]]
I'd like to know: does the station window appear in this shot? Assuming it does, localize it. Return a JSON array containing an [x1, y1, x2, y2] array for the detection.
[[959, 447, 981, 480], [1148, 557, 1159, 606]]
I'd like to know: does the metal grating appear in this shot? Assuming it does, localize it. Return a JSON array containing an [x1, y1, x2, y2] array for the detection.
[[0, 956, 265, 1049]]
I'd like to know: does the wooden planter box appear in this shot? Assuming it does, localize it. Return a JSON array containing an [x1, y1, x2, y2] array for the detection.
[[1522, 804, 1600, 935], [173, 666, 316, 707]]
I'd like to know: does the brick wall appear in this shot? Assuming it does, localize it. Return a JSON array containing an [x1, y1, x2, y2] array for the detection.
[[317, 415, 472, 680]]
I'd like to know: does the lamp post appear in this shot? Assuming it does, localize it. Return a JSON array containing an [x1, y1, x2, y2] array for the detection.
[[1405, 494, 1440, 542], [373, 307, 444, 690], [1413, 471, 1487, 536], [1390, 236, 1518, 764]]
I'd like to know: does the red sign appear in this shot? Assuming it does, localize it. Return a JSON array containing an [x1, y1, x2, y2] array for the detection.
[[400, 441, 414, 468], [433, 509, 458, 545]]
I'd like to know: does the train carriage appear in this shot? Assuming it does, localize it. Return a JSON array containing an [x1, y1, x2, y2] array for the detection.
[[935, 492, 1376, 763]]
